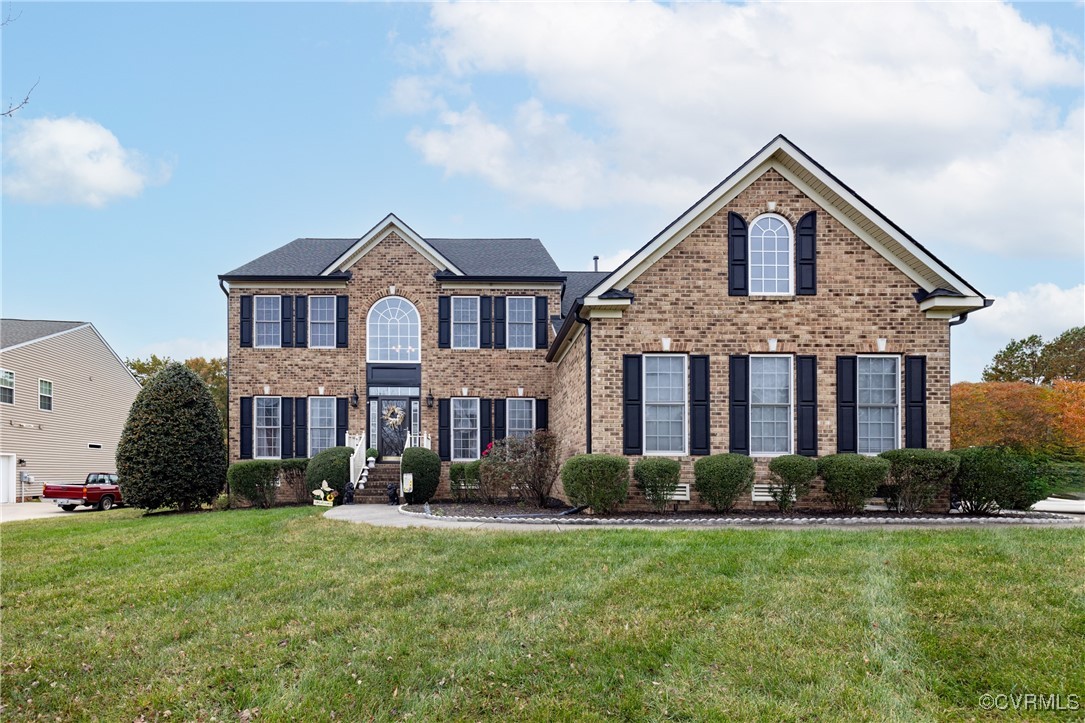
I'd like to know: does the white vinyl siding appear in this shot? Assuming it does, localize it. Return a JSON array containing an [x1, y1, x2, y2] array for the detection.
[[0, 370, 12, 405], [308, 397, 335, 457], [749, 214, 793, 295], [452, 398, 480, 461], [750, 355, 792, 455], [367, 297, 420, 363], [38, 379, 53, 411], [308, 296, 336, 349], [255, 296, 281, 348], [452, 297, 480, 349], [506, 297, 534, 350], [643, 355, 687, 455], [506, 398, 535, 438], [255, 397, 281, 459], [858, 356, 900, 454]]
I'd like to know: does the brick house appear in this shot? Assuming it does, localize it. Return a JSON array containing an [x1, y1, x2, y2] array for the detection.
[[219, 136, 988, 509]]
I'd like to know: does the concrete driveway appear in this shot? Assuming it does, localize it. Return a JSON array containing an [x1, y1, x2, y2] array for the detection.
[[0, 502, 98, 523]]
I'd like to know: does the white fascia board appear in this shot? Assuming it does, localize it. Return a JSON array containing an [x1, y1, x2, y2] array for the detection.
[[550, 322, 585, 365], [322, 213, 463, 276], [438, 281, 564, 291], [228, 280, 350, 290], [918, 295, 986, 318]]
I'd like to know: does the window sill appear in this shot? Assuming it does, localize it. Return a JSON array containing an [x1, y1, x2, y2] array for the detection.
[[747, 294, 796, 301]]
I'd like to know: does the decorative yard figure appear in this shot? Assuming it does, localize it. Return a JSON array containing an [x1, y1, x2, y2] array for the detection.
[[342, 478, 355, 505], [311, 479, 334, 501], [386, 480, 400, 505]]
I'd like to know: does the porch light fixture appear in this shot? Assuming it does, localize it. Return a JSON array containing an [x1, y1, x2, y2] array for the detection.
[[350, 387, 359, 408], [426, 390, 434, 408]]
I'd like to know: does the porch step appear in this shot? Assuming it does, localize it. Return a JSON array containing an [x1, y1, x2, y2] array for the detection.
[[351, 463, 401, 504]]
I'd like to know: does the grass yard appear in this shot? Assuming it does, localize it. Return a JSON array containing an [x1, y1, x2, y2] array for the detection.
[[2, 508, 1083, 721]]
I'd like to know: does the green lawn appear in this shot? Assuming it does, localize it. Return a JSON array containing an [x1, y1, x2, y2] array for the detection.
[[2, 508, 1082, 721]]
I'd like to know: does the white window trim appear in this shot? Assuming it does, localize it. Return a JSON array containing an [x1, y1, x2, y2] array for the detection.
[[748, 354, 794, 457], [642, 353, 689, 457], [748, 213, 794, 297], [254, 395, 282, 460], [366, 296, 422, 364], [254, 295, 281, 348], [451, 396, 481, 462], [308, 296, 336, 349], [38, 378, 53, 412], [451, 296, 481, 350], [506, 296, 535, 350], [857, 354, 902, 455], [0, 369, 13, 405], [308, 396, 337, 457], [505, 397, 536, 438]]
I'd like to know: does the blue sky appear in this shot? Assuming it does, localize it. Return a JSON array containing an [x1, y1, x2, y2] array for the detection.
[[2, 2, 1082, 381]]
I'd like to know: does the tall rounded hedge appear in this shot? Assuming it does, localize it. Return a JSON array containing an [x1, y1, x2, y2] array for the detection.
[[879, 449, 959, 513], [306, 446, 354, 503], [951, 446, 1049, 514], [402, 447, 441, 504], [767, 454, 817, 512], [694, 454, 754, 512], [561, 454, 629, 514], [116, 362, 227, 511], [817, 454, 890, 513]]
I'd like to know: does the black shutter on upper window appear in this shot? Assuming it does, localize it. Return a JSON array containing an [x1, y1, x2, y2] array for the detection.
[[536, 399, 549, 430], [796, 355, 818, 456], [905, 356, 927, 449], [240, 296, 253, 348], [294, 398, 308, 458], [280, 398, 294, 458], [493, 296, 506, 349], [728, 212, 748, 296], [281, 297, 294, 348], [294, 296, 307, 348], [796, 212, 817, 296], [438, 296, 451, 349], [336, 398, 348, 447], [480, 399, 492, 452], [690, 355, 711, 456], [480, 297, 492, 349], [622, 355, 643, 455], [729, 355, 749, 454], [535, 296, 549, 349], [240, 397, 253, 459], [438, 399, 451, 461], [493, 399, 506, 440], [836, 356, 858, 453], [335, 296, 348, 348]]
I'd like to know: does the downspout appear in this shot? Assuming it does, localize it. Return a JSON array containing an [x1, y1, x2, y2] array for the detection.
[[948, 298, 994, 327], [219, 279, 231, 496], [574, 302, 592, 454]]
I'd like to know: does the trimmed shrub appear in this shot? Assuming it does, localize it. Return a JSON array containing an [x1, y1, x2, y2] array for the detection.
[[951, 446, 1050, 514], [116, 362, 227, 511], [365, 447, 379, 463], [767, 455, 817, 512], [634, 458, 681, 513], [279, 458, 311, 505], [227, 460, 281, 508], [879, 449, 959, 513], [401, 447, 441, 504], [817, 454, 890, 513], [517, 431, 562, 506], [561, 454, 629, 514], [306, 447, 353, 505], [693, 454, 754, 512]]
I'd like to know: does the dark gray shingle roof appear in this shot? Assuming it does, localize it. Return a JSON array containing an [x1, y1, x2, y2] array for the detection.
[[427, 238, 561, 277], [560, 271, 610, 317], [2, 319, 87, 349], [222, 238, 356, 278]]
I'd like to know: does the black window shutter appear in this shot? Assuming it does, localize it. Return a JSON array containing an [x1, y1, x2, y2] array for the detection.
[[480, 297, 493, 349], [493, 399, 506, 440], [335, 296, 349, 348], [535, 296, 549, 349], [905, 356, 927, 449], [438, 296, 451, 349], [493, 297, 506, 349], [796, 212, 817, 295], [438, 399, 451, 461], [536, 399, 549, 430], [280, 397, 294, 458], [280, 296, 293, 348], [295, 296, 307, 348], [480, 399, 492, 452], [240, 296, 253, 348], [690, 355, 710, 456], [728, 212, 748, 296], [796, 355, 818, 456], [294, 398, 308, 458], [729, 355, 749, 454], [836, 356, 858, 453], [623, 355, 643, 455], [336, 398, 349, 446], [239, 397, 253, 459]]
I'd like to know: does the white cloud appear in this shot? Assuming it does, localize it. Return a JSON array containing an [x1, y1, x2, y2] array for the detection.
[[134, 337, 226, 361], [586, 248, 633, 273], [397, 2, 1084, 257], [2, 116, 171, 207]]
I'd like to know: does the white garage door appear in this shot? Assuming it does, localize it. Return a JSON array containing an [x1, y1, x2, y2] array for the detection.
[[0, 454, 15, 504]]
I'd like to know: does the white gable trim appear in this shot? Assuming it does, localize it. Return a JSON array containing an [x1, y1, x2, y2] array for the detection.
[[322, 213, 463, 276]]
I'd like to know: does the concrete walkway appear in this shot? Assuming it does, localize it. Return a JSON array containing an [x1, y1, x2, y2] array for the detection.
[[0, 501, 97, 523], [1032, 497, 1085, 514]]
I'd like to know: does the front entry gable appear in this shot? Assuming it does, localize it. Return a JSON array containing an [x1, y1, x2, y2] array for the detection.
[[322, 213, 464, 277]]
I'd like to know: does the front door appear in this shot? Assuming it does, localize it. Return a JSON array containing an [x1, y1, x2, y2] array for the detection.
[[378, 398, 410, 459]]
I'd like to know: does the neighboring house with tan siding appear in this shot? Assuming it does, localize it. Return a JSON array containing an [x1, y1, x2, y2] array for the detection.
[[0, 320, 141, 502]]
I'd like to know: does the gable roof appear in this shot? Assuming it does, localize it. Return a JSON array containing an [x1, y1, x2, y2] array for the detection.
[[561, 271, 610, 317], [428, 238, 561, 278], [1, 319, 87, 350], [222, 238, 355, 278]]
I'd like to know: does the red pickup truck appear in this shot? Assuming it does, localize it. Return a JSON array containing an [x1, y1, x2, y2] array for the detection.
[[42, 474, 123, 511]]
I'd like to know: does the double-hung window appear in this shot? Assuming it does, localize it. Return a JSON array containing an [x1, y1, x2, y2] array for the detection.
[[255, 296, 281, 348], [309, 297, 336, 348], [507, 297, 535, 350], [506, 398, 535, 438], [255, 396, 281, 458], [750, 356, 792, 455], [451, 398, 480, 461], [0, 370, 12, 404], [38, 379, 53, 411], [451, 297, 479, 349], [749, 214, 793, 295], [309, 397, 336, 457], [858, 356, 899, 453], [644, 355, 687, 454]]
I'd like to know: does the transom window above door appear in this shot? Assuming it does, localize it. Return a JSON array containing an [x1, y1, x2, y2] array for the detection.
[[367, 297, 420, 363], [749, 214, 793, 295]]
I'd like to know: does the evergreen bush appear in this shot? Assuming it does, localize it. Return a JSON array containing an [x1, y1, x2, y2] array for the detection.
[[879, 449, 959, 513], [693, 454, 754, 512], [305, 447, 353, 505], [767, 455, 817, 512], [817, 454, 890, 513], [951, 446, 1050, 514], [401, 447, 441, 504], [634, 458, 681, 513], [561, 455, 629, 514]]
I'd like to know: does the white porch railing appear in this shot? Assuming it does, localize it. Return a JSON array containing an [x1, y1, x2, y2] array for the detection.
[[407, 431, 432, 450], [346, 432, 368, 489]]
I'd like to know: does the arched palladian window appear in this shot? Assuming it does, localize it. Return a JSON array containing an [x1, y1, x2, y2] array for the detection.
[[749, 214, 793, 295], [367, 297, 420, 363]]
